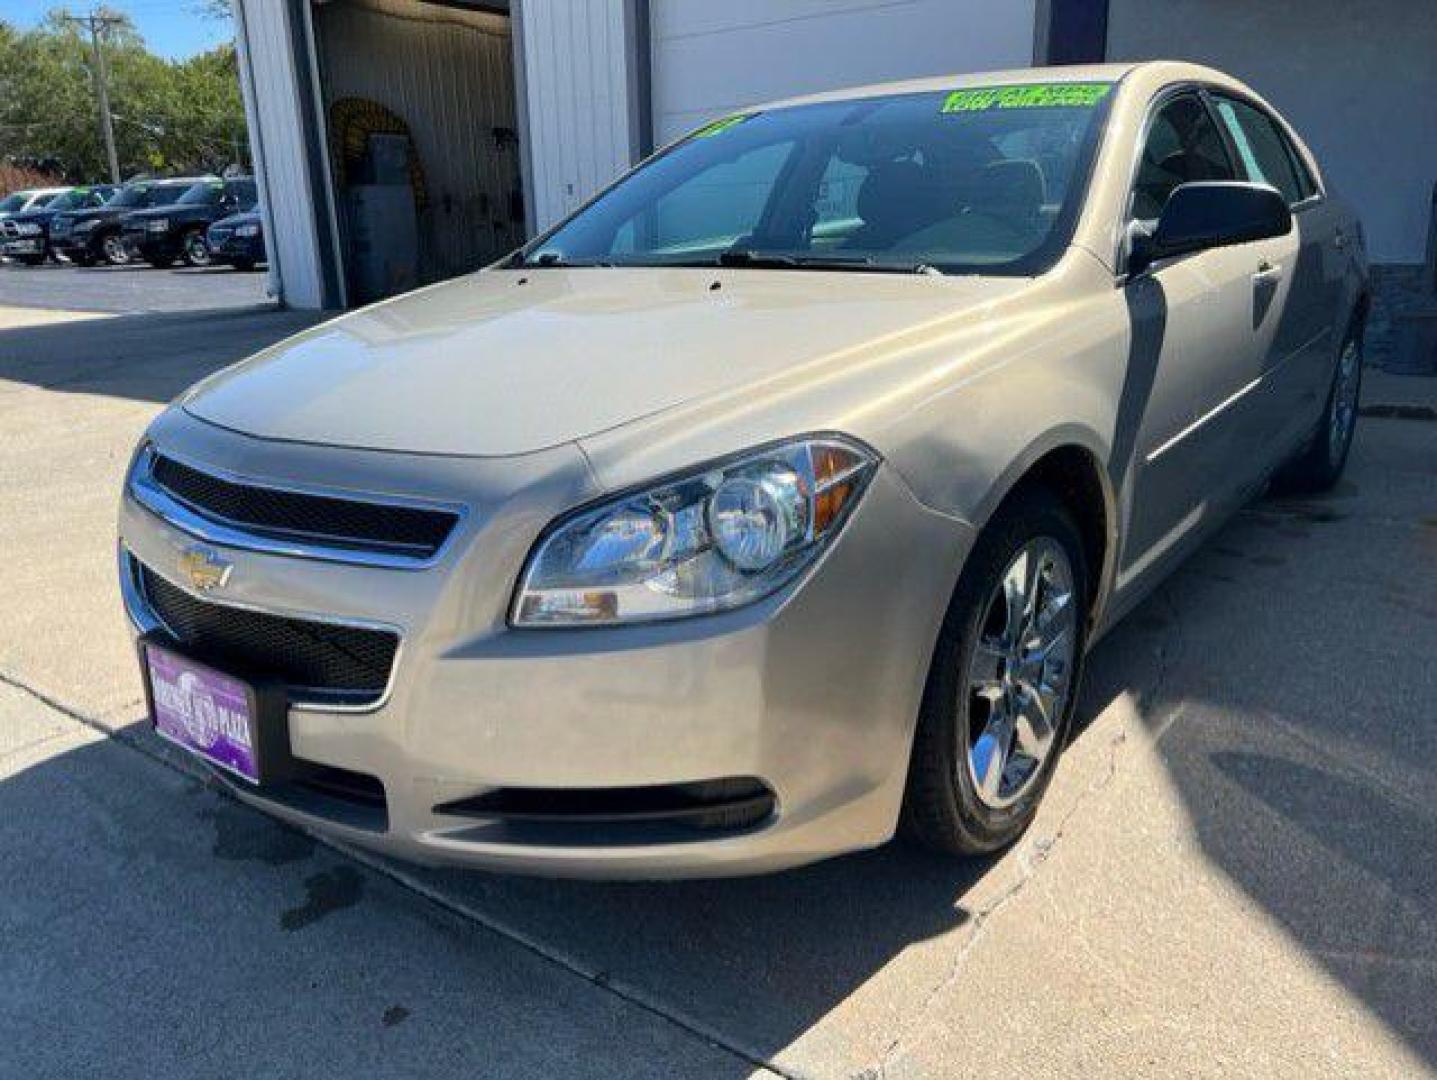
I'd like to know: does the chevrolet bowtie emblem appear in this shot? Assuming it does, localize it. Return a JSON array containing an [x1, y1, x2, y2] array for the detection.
[[179, 544, 232, 592]]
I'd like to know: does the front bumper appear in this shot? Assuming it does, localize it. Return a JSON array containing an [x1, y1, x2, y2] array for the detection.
[[118, 410, 972, 877], [124, 227, 182, 261], [1, 236, 45, 256], [207, 229, 263, 262]]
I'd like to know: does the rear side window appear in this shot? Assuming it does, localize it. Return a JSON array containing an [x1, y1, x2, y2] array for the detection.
[[1131, 93, 1236, 220], [1212, 96, 1315, 205]]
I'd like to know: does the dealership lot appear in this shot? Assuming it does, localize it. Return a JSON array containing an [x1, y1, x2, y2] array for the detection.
[[1, 282, 1434, 1077], [0, 260, 268, 316]]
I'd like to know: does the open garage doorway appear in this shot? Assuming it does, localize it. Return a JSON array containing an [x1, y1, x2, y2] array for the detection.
[[310, 0, 524, 304]]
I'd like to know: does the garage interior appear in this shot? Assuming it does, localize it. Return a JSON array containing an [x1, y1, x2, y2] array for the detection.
[[310, 0, 524, 304]]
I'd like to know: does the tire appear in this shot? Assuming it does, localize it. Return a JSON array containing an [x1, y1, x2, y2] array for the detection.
[[1272, 319, 1363, 494], [15, 253, 44, 266], [100, 232, 130, 266], [902, 487, 1089, 856], [181, 228, 212, 267]]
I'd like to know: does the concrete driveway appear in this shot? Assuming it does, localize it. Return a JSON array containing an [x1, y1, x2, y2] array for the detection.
[[1, 291, 1433, 1079]]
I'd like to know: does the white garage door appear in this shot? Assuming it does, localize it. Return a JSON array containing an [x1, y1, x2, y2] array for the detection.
[[650, 0, 1039, 145]]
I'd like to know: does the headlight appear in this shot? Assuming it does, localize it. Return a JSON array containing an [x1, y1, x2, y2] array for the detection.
[[146, 218, 169, 232], [236, 223, 260, 238], [511, 435, 877, 627]]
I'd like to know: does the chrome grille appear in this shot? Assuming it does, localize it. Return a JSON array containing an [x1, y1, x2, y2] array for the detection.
[[137, 562, 399, 706]]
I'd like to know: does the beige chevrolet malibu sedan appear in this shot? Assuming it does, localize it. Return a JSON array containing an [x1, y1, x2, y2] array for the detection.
[[120, 62, 1367, 877]]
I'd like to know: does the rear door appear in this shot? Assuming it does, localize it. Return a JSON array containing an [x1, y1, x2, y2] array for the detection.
[[1209, 93, 1337, 450]]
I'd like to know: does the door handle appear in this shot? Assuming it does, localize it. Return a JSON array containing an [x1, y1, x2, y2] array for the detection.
[[1252, 261, 1283, 282], [1333, 228, 1347, 251]]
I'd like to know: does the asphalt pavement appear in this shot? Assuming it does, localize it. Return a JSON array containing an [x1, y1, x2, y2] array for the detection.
[[1, 276, 1433, 1079], [0, 258, 270, 314]]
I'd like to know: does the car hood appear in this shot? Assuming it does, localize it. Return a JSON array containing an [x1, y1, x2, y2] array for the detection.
[[124, 205, 204, 224], [182, 267, 1030, 457], [59, 205, 129, 224], [212, 210, 260, 229]]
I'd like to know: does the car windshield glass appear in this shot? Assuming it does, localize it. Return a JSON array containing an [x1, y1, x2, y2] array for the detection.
[[46, 190, 89, 211], [32, 192, 62, 207], [524, 82, 1114, 275], [109, 185, 153, 208], [0, 192, 33, 211], [227, 180, 257, 207], [177, 181, 223, 206]]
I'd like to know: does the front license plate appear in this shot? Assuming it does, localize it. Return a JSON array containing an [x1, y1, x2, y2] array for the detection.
[[144, 644, 263, 783]]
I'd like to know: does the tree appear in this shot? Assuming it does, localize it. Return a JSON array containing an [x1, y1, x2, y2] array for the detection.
[[0, 8, 248, 182]]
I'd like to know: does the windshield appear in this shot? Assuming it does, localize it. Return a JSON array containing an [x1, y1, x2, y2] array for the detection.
[[177, 181, 224, 206], [110, 184, 154, 208], [227, 179, 257, 208], [0, 192, 31, 212], [524, 82, 1114, 275], [47, 189, 97, 211], [31, 191, 63, 208]]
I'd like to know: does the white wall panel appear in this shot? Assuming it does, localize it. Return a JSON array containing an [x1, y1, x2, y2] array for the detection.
[[1108, 0, 1437, 262], [235, 0, 331, 309], [650, 0, 1038, 145], [519, 0, 636, 231]]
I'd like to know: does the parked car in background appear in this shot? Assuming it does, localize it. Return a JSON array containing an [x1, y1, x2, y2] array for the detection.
[[51, 177, 209, 266], [122, 178, 257, 268], [0, 187, 68, 222], [0, 186, 117, 265], [206, 209, 266, 271], [119, 62, 1367, 878]]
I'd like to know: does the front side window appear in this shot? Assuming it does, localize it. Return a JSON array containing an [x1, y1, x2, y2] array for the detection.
[[526, 82, 1115, 275], [1131, 93, 1236, 220], [1211, 96, 1313, 205]]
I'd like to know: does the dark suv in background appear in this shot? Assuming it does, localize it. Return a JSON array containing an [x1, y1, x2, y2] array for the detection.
[[51, 177, 208, 266], [205, 208, 266, 271], [122, 178, 256, 268], [0, 186, 117, 264]]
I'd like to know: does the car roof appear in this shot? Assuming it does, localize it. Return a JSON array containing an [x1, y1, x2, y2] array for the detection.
[[750, 60, 1237, 112]]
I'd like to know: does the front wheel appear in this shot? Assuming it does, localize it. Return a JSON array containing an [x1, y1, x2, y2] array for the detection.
[[1273, 321, 1363, 493], [182, 228, 212, 267], [100, 232, 130, 266], [15, 253, 45, 266], [902, 488, 1088, 855]]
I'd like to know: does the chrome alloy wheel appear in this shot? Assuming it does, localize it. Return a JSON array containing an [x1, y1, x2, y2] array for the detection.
[[963, 537, 1077, 810], [185, 231, 212, 266], [1328, 337, 1360, 465], [102, 233, 129, 265]]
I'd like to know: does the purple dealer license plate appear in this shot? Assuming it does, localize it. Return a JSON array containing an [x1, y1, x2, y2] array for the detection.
[[145, 645, 262, 783]]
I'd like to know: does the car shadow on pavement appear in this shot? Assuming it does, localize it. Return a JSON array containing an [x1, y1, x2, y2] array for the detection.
[[1074, 441, 1437, 1067], [0, 305, 321, 405]]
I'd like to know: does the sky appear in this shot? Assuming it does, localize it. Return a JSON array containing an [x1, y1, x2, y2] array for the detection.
[[0, 1, 232, 59]]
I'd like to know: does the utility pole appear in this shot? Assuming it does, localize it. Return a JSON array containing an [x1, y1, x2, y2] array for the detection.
[[62, 11, 123, 184]]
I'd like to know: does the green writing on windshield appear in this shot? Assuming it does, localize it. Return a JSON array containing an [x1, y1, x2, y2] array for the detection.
[[940, 82, 1112, 113], [692, 113, 754, 139]]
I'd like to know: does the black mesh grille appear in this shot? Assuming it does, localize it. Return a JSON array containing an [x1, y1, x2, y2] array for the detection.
[[140, 564, 398, 701], [150, 454, 458, 558]]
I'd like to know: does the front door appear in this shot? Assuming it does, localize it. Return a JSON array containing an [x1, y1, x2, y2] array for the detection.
[[1116, 91, 1271, 593]]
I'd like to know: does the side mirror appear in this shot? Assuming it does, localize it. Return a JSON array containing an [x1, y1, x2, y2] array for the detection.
[[1132, 182, 1292, 275]]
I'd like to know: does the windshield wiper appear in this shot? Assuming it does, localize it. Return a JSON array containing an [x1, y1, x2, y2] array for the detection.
[[717, 250, 943, 275], [527, 251, 612, 268]]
